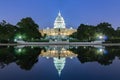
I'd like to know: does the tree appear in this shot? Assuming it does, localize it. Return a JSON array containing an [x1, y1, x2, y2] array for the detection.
[[77, 24, 96, 41], [116, 27, 120, 37], [0, 20, 18, 43], [70, 22, 116, 42], [17, 17, 41, 41], [96, 22, 115, 38]]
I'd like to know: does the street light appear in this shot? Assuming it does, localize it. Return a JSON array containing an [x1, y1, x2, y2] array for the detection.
[[99, 36, 103, 39], [99, 48, 103, 52], [18, 48, 22, 52], [18, 36, 22, 39], [14, 39, 17, 42]]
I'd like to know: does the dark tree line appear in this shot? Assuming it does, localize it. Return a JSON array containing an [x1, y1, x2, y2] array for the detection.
[[16, 17, 41, 41], [0, 20, 18, 43], [0, 17, 41, 43], [0, 18, 120, 43], [70, 22, 120, 42]]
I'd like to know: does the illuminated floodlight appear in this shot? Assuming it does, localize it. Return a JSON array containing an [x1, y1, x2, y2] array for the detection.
[[99, 48, 103, 52], [18, 36, 22, 39], [70, 57, 73, 59], [14, 39, 17, 42], [46, 57, 49, 59], [99, 36, 103, 39], [18, 48, 22, 52]]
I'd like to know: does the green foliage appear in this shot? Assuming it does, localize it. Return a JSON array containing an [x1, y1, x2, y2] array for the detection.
[[77, 24, 96, 41], [96, 22, 115, 38], [0, 17, 42, 43], [69, 46, 120, 65], [0, 20, 18, 43], [0, 46, 42, 70], [17, 17, 41, 41], [116, 27, 120, 38], [70, 22, 117, 42], [0, 18, 120, 43]]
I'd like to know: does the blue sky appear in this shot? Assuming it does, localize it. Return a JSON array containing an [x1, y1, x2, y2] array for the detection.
[[0, 0, 120, 29]]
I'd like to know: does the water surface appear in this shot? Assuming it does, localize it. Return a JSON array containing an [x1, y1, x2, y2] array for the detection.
[[0, 45, 120, 80]]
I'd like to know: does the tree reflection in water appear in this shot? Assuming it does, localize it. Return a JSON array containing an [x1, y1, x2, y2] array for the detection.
[[69, 46, 120, 65], [0, 45, 120, 71], [0, 46, 43, 70]]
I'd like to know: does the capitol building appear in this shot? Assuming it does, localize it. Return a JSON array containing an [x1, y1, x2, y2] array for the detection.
[[40, 11, 76, 41]]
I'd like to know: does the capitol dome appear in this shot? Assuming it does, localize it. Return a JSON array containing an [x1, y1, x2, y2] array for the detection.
[[54, 11, 66, 28]]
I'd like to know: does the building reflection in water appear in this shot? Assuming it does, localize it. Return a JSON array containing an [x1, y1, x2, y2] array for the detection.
[[40, 45, 77, 76], [1, 45, 120, 75]]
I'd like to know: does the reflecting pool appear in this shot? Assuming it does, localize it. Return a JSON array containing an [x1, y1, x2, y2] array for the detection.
[[0, 45, 120, 80]]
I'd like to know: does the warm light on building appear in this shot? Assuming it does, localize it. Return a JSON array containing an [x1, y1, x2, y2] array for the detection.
[[40, 49, 77, 58], [39, 11, 76, 37]]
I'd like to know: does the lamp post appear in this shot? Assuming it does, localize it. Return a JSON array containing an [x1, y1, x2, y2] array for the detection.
[[99, 35, 103, 40], [18, 35, 22, 39], [97, 34, 105, 42]]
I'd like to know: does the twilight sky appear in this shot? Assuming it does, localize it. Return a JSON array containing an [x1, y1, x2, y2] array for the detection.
[[0, 0, 120, 29]]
